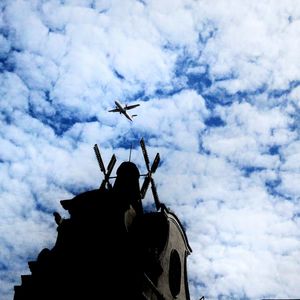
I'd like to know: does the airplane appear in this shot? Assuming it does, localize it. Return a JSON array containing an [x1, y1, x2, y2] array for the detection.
[[108, 100, 140, 121]]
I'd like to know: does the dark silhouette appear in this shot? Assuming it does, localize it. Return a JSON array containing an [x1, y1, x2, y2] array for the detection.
[[53, 212, 63, 225], [14, 139, 193, 300]]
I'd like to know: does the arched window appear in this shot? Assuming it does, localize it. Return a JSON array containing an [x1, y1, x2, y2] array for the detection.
[[169, 249, 181, 297]]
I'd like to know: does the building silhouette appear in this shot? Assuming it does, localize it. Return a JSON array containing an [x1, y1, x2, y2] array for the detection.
[[14, 140, 193, 300]]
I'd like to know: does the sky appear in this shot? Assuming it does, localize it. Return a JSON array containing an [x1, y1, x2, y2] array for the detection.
[[1, 0, 300, 299]]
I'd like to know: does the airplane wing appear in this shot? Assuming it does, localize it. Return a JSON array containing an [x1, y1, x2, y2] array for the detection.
[[108, 108, 120, 112], [125, 104, 140, 110]]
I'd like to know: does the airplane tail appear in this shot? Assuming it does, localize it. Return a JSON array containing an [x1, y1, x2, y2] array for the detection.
[[131, 114, 137, 118]]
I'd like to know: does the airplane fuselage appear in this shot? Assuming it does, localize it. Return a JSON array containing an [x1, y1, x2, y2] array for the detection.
[[115, 100, 133, 121], [108, 100, 140, 121]]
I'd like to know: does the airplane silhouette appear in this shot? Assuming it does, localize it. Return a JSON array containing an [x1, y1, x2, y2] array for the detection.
[[108, 100, 140, 121]]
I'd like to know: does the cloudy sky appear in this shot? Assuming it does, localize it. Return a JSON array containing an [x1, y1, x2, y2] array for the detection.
[[1, 0, 300, 299]]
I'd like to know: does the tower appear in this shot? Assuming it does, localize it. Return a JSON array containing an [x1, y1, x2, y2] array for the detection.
[[14, 139, 192, 300]]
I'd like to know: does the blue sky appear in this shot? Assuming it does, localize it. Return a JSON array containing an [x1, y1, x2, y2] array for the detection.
[[1, 0, 300, 299]]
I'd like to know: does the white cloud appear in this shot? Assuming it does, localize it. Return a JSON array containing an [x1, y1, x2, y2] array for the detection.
[[0, 72, 29, 114], [4, 1, 49, 54], [202, 111, 289, 175], [0, 34, 10, 59], [289, 85, 300, 108], [1, 1, 300, 300], [197, 0, 300, 92]]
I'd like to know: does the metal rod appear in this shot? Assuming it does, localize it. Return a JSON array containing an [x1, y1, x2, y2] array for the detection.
[[129, 143, 132, 162]]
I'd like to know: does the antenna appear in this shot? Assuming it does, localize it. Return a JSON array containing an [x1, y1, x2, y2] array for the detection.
[[129, 143, 133, 162], [93, 144, 117, 190], [140, 138, 161, 210]]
